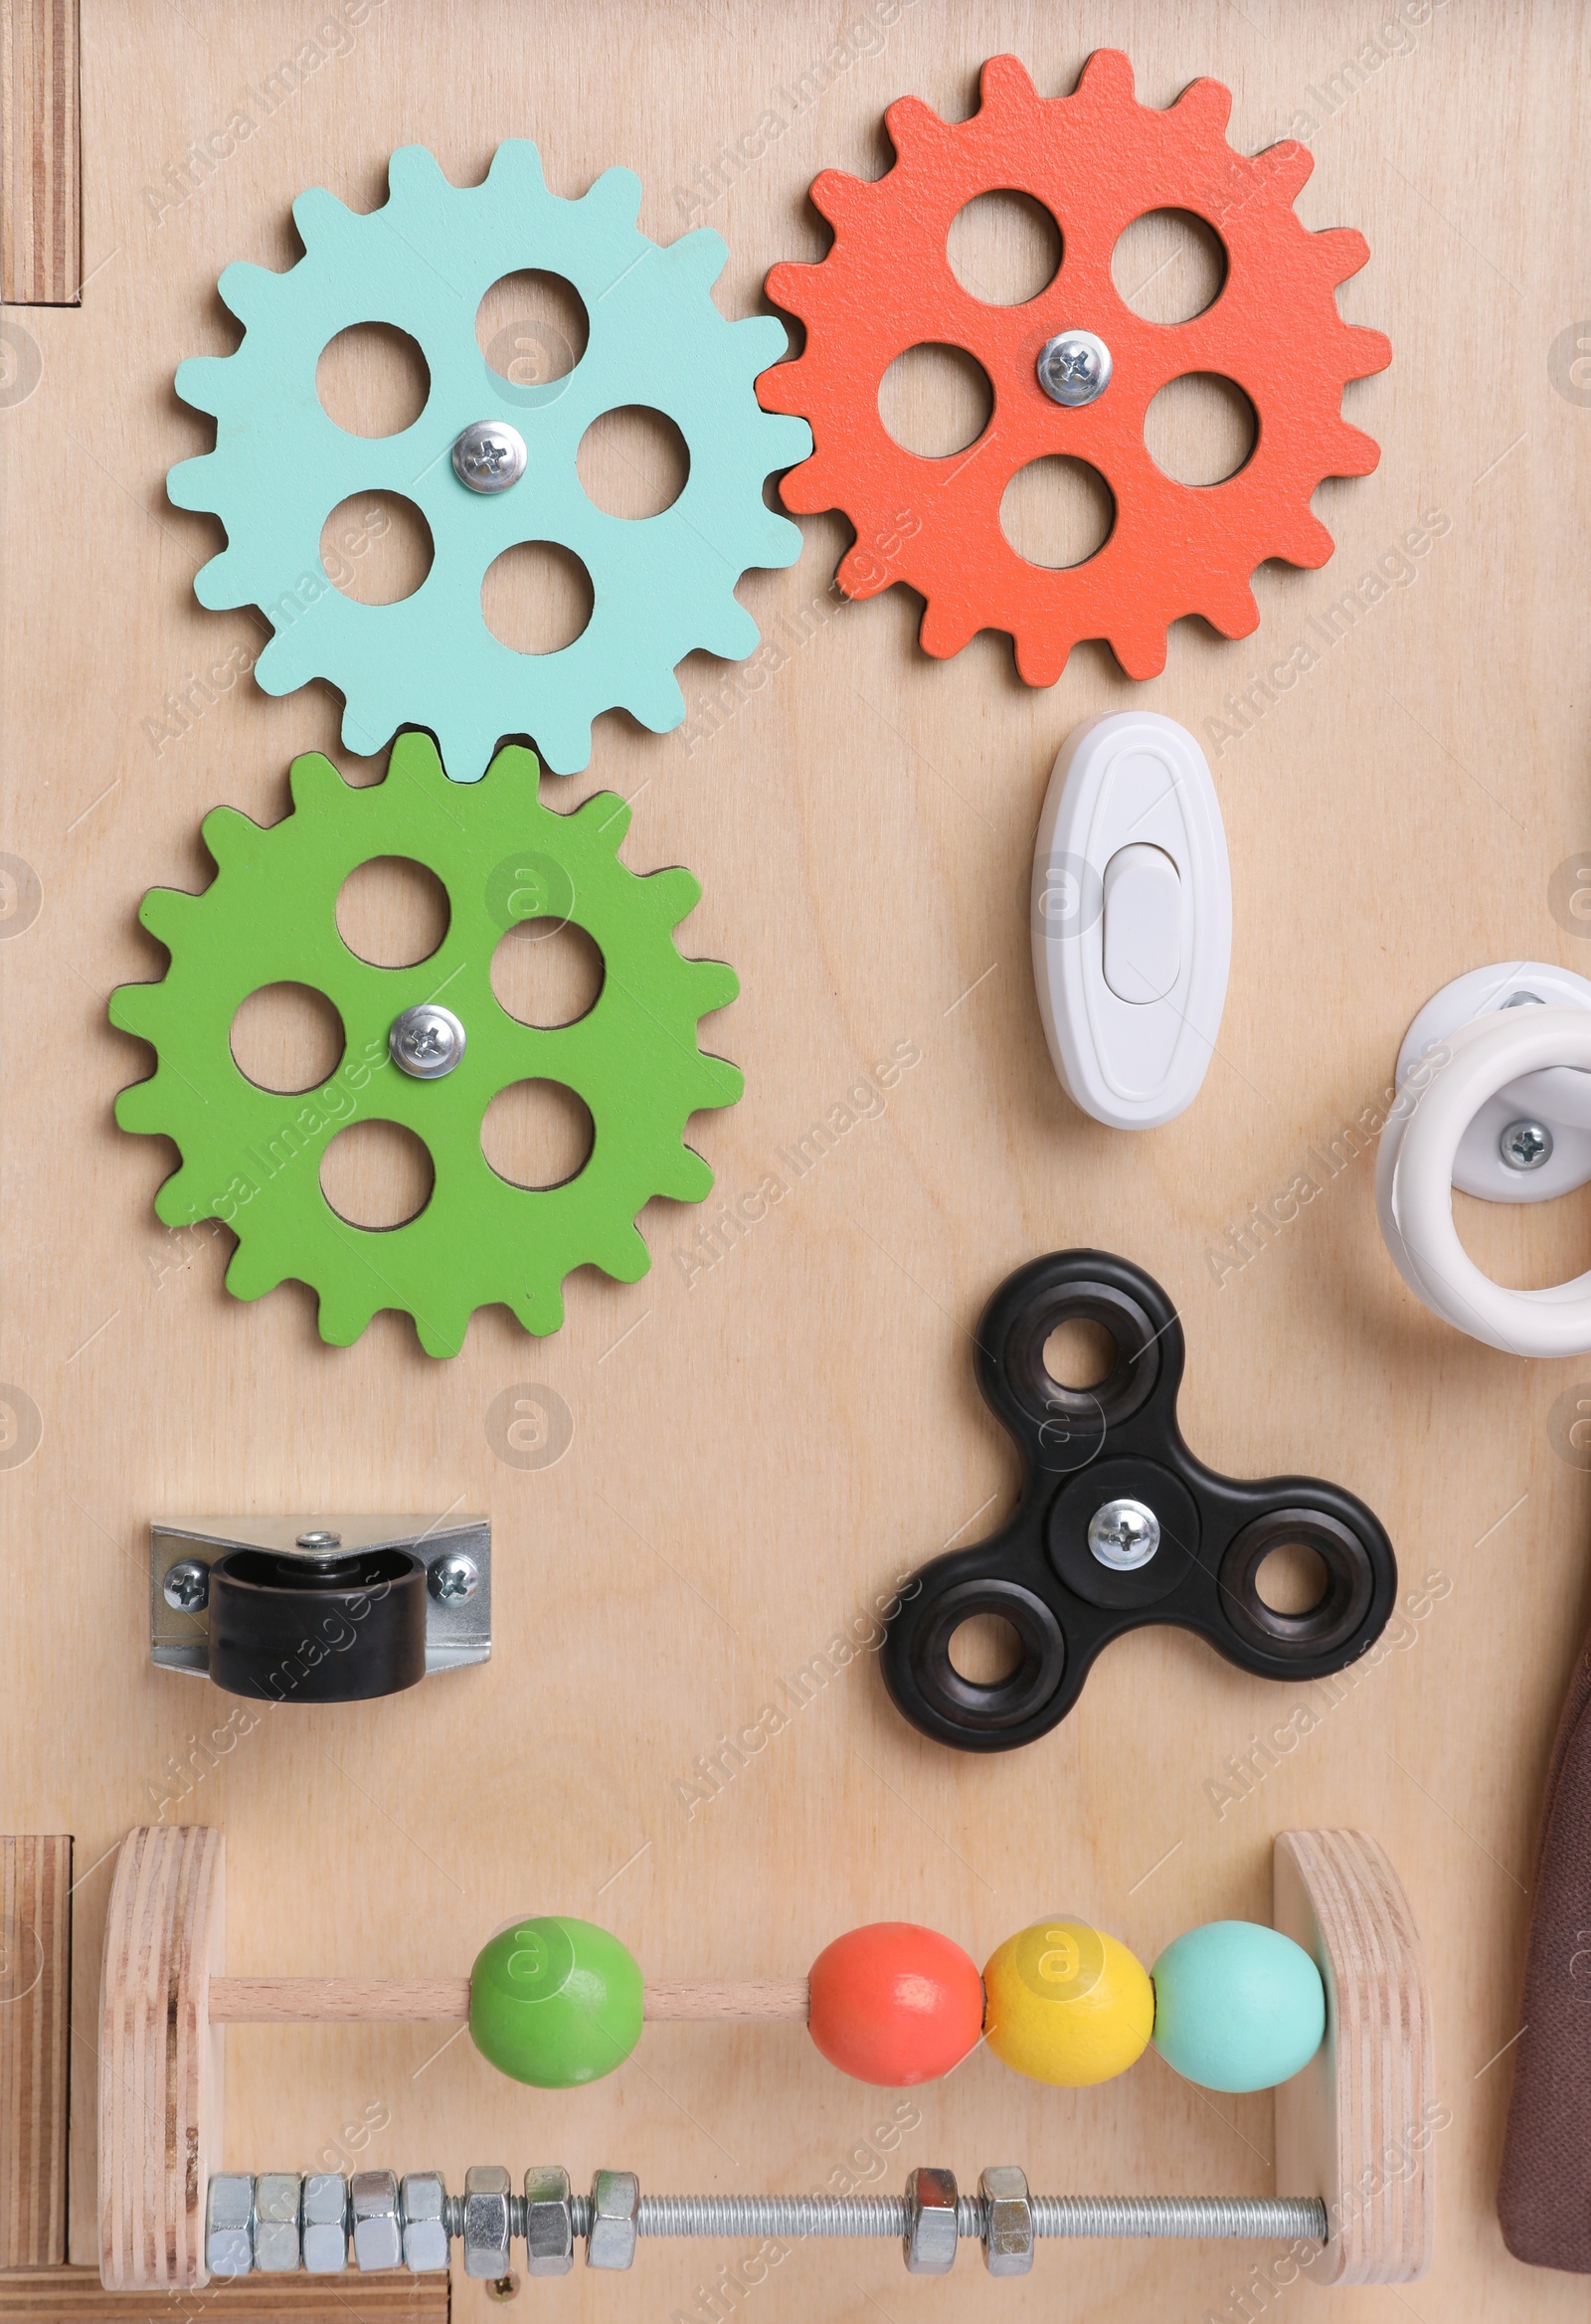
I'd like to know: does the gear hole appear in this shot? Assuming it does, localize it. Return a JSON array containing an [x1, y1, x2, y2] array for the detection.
[[1111, 210, 1227, 324], [947, 1614, 1024, 1685], [1144, 375, 1257, 486], [490, 920, 605, 1027], [320, 1120, 435, 1228], [482, 543, 594, 655], [578, 407, 690, 519], [336, 856, 450, 968], [877, 344, 993, 458], [320, 491, 434, 606], [1042, 1320, 1117, 1390], [315, 322, 431, 438], [230, 983, 346, 1095], [946, 190, 1062, 306], [1000, 456, 1115, 568], [477, 270, 588, 392], [481, 1079, 595, 1190], [1254, 1542, 1330, 1616]]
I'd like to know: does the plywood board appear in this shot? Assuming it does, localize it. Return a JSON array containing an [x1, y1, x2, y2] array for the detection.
[[3, 3, 1591, 2317]]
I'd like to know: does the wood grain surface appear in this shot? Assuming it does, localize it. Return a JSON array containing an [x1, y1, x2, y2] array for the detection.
[[0, 1839, 72, 2268], [3, 3, 1591, 2318], [0, 0, 81, 303]]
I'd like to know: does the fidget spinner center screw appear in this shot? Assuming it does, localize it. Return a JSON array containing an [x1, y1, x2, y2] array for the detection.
[[1087, 1497, 1160, 1571], [389, 1004, 467, 1080], [1500, 1119, 1552, 1171], [1036, 330, 1113, 409], [451, 421, 528, 493]]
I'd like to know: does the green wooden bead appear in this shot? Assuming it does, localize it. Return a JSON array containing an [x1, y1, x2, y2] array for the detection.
[[1150, 1921, 1326, 2093], [469, 1915, 643, 2087]]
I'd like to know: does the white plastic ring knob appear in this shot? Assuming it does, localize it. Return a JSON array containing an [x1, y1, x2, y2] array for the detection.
[[1377, 1006, 1591, 1354]]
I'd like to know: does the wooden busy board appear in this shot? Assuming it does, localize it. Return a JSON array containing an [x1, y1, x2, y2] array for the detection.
[[3, 1, 1590, 2317]]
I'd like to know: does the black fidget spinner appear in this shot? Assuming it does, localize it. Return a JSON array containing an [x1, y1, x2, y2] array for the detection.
[[882, 1250, 1397, 1753]]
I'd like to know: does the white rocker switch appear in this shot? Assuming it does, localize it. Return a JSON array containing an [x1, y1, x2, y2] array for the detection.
[[1102, 844, 1181, 1003]]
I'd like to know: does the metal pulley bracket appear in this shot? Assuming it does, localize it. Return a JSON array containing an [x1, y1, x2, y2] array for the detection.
[[151, 1517, 490, 1701]]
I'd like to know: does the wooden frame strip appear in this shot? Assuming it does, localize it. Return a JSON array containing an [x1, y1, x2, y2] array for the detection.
[[0, 0, 81, 304], [0, 1837, 72, 2270]]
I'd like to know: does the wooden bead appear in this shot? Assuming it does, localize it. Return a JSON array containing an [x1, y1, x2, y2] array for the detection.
[[807, 1922, 983, 2085], [1150, 1920, 1326, 2092], [469, 1916, 642, 2087], [982, 1919, 1152, 2086]]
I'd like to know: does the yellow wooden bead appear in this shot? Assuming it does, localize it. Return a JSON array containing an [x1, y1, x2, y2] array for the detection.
[[982, 1919, 1154, 2086]]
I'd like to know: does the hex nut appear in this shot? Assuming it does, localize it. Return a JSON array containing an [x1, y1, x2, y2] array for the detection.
[[206, 2173, 255, 2279], [586, 2170, 639, 2270], [978, 2165, 1034, 2276], [352, 2171, 404, 2272], [903, 2166, 959, 2275], [463, 2164, 513, 2278], [254, 2174, 303, 2273], [401, 2173, 451, 2274], [301, 2173, 350, 2273], [524, 2165, 574, 2275]]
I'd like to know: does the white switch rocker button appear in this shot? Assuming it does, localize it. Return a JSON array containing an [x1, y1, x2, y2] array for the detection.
[[1102, 844, 1180, 1003], [1031, 713, 1231, 1130]]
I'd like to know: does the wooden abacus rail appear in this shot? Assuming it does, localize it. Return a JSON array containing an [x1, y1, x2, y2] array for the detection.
[[93, 1825, 1436, 2294], [209, 1976, 810, 2022]]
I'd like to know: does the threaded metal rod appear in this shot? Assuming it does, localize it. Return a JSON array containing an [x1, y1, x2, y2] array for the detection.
[[619, 2193, 1325, 2242]]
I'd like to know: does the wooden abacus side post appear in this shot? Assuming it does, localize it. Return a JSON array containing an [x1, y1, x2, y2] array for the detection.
[[1273, 1829, 1435, 2286], [97, 1828, 225, 2292]]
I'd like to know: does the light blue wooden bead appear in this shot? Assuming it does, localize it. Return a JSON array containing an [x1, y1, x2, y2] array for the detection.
[[1150, 1921, 1326, 2093]]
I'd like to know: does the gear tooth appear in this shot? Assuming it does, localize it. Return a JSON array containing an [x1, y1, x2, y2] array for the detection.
[[481, 736, 539, 790], [1171, 75, 1233, 134], [385, 144, 450, 203], [1258, 137, 1314, 201], [664, 1148, 715, 1203], [414, 1307, 468, 1360], [977, 54, 1042, 111], [670, 226, 729, 287], [604, 1224, 651, 1284], [687, 959, 740, 1015], [576, 790, 630, 850], [1312, 226, 1370, 285], [224, 1241, 284, 1303], [108, 983, 163, 1042], [767, 414, 812, 468], [880, 97, 944, 157], [216, 260, 283, 328], [137, 886, 198, 948], [512, 1278, 567, 1337], [1100, 622, 1168, 683], [736, 313, 793, 374], [172, 356, 233, 421], [763, 259, 821, 319], [166, 447, 215, 508], [152, 1172, 205, 1228], [1074, 48, 1138, 103], [1200, 581, 1261, 642], [1328, 420, 1383, 476], [1274, 510, 1336, 569], [1341, 325, 1392, 382], [837, 541, 892, 601], [113, 1074, 168, 1134], [643, 865, 701, 927], [485, 138, 549, 196], [291, 186, 355, 248], [199, 803, 265, 864], [626, 668, 685, 734], [586, 162, 642, 224], [191, 549, 251, 611], [286, 751, 349, 811], [775, 454, 832, 516], [809, 168, 873, 230], [700, 602, 761, 661]]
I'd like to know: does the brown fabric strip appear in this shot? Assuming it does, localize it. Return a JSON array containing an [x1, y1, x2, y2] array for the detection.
[[1498, 1620, 1591, 2269]]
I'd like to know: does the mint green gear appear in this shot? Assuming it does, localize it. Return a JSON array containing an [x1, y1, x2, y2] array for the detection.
[[108, 737, 742, 1358], [167, 141, 811, 777]]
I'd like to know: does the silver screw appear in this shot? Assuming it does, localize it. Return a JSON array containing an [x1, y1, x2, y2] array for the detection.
[[1500, 1119, 1553, 1170], [162, 1558, 210, 1612], [390, 1003, 466, 1080], [452, 421, 527, 493], [296, 1529, 342, 1550], [429, 1550, 480, 1604], [1036, 330, 1113, 409], [1087, 1498, 1160, 1571], [1501, 990, 1545, 1008]]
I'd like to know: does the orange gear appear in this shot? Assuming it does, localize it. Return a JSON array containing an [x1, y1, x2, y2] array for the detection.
[[757, 51, 1391, 684]]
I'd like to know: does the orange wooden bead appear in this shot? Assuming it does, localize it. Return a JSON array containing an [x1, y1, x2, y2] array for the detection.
[[807, 1922, 983, 2086]]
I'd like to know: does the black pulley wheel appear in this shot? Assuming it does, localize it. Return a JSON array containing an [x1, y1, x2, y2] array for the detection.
[[208, 1544, 428, 1702]]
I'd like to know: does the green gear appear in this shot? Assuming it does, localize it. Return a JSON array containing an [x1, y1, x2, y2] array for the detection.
[[109, 737, 741, 1357]]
